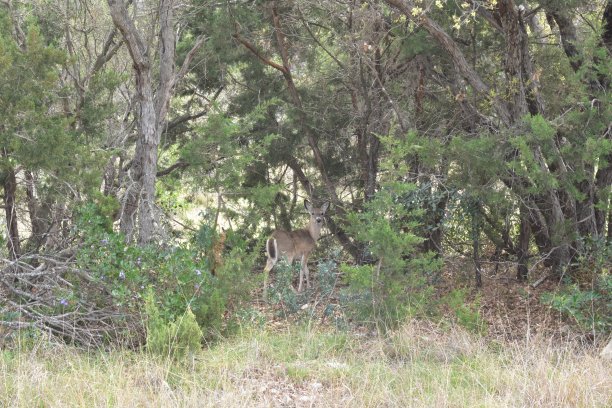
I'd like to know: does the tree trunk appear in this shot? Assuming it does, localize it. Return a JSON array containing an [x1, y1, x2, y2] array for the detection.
[[516, 204, 530, 282], [108, 0, 154, 243], [120, 173, 139, 241], [102, 156, 118, 197], [24, 170, 48, 250], [608, 208, 612, 244], [134, 71, 159, 245], [548, 10, 582, 72], [424, 200, 447, 256], [2, 164, 20, 260], [575, 166, 598, 241], [472, 208, 482, 288], [109, 0, 202, 244]]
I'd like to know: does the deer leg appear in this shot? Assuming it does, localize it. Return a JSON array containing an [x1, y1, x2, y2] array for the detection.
[[298, 254, 311, 292], [263, 257, 276, 298], [264, 258, 275, 273], [297, 255, 305, 292], [304, 256, 311, 289]]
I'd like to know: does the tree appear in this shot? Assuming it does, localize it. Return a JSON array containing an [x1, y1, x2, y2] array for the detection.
[[0, 12, 68, 259], [107, 0, 203, 243], [384, 0, 611, 280]]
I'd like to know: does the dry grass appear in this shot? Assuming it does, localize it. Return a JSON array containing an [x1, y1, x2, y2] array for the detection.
[[1, 322, 610, 407]]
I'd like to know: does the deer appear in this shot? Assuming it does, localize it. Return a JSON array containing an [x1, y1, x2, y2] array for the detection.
[[263, 200, 329, 293]]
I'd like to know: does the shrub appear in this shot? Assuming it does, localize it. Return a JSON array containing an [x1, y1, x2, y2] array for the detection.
[[144, 290, 203, 359], [541, 276, 611, 335], [318, 252, 340, 298], [440, 289, 488, 335], [541, 240, 611, 335], [265, 258, 304, 315], [341, 182, 441, 326], [71, 203, 254, 343]]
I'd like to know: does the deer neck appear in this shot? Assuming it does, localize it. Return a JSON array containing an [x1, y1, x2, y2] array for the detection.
[[308, 221, 322, 241]]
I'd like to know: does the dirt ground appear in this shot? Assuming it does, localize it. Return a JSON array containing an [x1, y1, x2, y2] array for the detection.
[[443, 256, 574, 342]]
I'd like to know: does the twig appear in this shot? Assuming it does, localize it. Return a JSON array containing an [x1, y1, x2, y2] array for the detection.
[[531, 273, 551, 288]]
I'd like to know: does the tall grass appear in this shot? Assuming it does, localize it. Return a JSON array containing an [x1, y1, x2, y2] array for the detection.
[[1, 323, 609, 407]]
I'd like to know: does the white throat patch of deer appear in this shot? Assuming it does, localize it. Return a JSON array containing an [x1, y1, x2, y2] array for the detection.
[[264, 200, 329, 293]]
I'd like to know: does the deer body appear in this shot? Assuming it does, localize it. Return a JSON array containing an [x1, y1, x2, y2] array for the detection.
[[264, 200, 328, 292]]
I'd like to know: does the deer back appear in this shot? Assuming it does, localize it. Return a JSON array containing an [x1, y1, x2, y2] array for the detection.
[[271, 229, 316, 261]]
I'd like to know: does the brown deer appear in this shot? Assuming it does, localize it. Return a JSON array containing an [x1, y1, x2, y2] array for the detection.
[[263, 200, 329, 292]]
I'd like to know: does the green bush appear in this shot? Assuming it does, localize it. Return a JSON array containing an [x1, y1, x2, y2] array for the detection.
[[265, 258, 304, 315], [341, 182, 441, 326], [541, 275, 611, 335], [441, 289, 488, 335], [70, 203, 254, 342], [541, 241, 611, 335], [318, 253, 340, 298], [144, 290, 203, 359]]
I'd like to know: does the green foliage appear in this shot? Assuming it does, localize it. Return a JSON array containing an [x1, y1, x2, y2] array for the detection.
[[73, 203, 254, 340], [506, 115, 563, 192], [541, 279, 611, 335], [541, 243, 611, 335], [0, 17, 76, 173], [182, 101, 279, 192], [447, 131, 505, 189], [341, 181, 440, 326], [265, 258, 303, 315], [144, 290, 203, 360], [79, 69, 127, 136], [263, 244, 339, 321], [441, 289, 488, 335], [318, 253, 340, 298], [75, 194, 119, 233], [0, 11, 107, 238]]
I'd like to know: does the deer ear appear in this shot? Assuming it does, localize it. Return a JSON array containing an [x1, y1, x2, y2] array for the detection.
[[304, 199, 312, 212], [321, 201, 329, 213]]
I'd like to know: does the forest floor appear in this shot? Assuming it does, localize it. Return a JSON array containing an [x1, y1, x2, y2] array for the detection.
[[1, 257, 610, 407], [260, 255, 586, 344], [441, 256, 575, 341]]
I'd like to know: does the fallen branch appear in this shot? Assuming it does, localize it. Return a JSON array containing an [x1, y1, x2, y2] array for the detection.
[[531, 273, 551, 288], [0, 251, 141, 348]]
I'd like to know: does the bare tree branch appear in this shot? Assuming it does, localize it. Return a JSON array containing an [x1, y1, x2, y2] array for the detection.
[[232, 32, 289, 75], [384, 0, 511, 124], [156, 161, 189, 177], [91, 28, 124, 75], [175, 35, 207, 84]]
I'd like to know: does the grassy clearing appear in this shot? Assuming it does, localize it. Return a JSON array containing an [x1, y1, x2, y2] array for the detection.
[[0, 322, 609, 407]]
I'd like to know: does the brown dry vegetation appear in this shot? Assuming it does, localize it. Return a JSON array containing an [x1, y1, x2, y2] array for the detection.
[[1, 319, 610, 407], [441, 256, 572, 341]]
